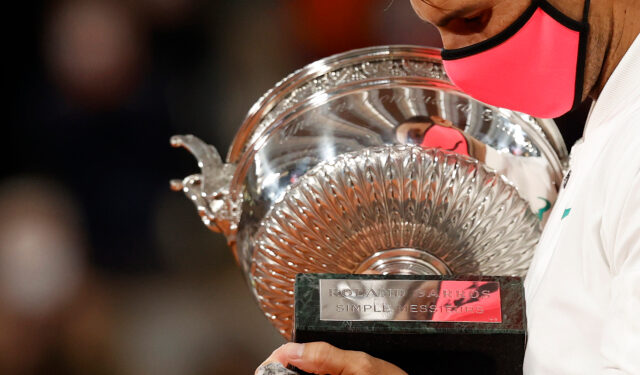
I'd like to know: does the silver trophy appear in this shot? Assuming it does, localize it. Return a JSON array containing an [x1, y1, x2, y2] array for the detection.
[[171, 45, 567, 339]]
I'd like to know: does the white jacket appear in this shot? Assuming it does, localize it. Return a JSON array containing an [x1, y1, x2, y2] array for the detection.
[[485, 146, 558, 224], [523, 34, 640, 374]]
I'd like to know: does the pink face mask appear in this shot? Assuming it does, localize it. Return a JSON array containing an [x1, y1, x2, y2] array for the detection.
[[441, 0, 590, 119]]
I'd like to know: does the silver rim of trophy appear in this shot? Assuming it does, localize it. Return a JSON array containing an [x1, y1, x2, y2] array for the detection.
[[171, 45, 568, 338]]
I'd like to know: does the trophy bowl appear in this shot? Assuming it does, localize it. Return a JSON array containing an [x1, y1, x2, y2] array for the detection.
[[171, 45, 567, 338]]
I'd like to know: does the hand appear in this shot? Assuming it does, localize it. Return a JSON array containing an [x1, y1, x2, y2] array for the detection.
[[256, 342, 408, 375]]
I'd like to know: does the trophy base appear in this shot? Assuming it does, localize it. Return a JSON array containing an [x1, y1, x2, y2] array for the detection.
[[354, 248, 453, 276], [293, 273, 526, 375]]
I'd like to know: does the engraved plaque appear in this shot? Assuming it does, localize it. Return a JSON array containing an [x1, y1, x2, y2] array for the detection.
[[294, 274, 526, 375], [319, 279, 502, 323]]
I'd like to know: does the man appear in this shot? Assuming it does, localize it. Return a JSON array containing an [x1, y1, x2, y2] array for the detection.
[[257, 0, 640, 373]]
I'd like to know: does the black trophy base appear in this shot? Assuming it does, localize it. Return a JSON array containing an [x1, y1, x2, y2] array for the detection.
[[293, 274, 526, 375]]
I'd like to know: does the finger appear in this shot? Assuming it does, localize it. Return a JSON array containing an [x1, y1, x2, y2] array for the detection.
[[283, 342, 407, 375], [260, 342, 346, 374]]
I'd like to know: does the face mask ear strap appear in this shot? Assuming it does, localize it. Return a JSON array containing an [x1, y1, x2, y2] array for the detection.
[[583, 0, 591, 23], [571, 0, 591, 110]]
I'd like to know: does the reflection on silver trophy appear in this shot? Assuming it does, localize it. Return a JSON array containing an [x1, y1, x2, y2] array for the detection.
[[171, 46, 568, 338]]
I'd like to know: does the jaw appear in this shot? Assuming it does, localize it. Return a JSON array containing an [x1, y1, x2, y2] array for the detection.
[[586, 0, 640, 100], [584, 0, 614, 100]]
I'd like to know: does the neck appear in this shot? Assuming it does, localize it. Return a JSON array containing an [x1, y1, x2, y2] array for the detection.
[[590, 0, 640, 99]]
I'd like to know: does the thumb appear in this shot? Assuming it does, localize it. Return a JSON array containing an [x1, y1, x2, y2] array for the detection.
[[278, 342, 407, 375]]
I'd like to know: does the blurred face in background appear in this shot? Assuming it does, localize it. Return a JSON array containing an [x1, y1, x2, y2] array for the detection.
[[45, 0, 143, 108], [0, 179, 86, 374]]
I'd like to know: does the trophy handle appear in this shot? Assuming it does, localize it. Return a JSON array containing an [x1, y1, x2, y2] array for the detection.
[[170, 135, 240, 243]]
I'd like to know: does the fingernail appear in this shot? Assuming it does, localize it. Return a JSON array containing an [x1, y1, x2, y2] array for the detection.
[[285, 343, 305, 360]]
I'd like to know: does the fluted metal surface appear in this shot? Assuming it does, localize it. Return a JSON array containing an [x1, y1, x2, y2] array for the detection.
[[251, 145, 540, 337]]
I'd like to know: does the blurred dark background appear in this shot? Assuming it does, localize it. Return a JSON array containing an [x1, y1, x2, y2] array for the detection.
[[3, 1, 587, 374]]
